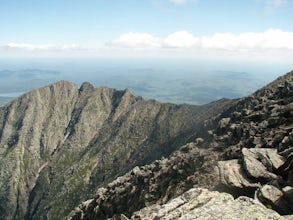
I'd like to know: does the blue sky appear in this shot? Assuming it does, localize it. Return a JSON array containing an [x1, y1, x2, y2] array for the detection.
[[1, 0, 293, 61]]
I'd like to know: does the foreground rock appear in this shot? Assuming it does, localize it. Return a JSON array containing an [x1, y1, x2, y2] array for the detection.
[[131, 188, 285, 220], [217, 148, 285, 195], [217, 147, 292, 215]]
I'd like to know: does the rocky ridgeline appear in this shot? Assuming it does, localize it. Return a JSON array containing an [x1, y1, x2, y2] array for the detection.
[[0, 80, 231, 219], [203, 70, 293, 158], [206, 71, 293, 214], [70, 71, 293, 219]]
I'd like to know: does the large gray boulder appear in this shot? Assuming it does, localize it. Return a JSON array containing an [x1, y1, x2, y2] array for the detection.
[[242, 148, 284, 182], [217, 159, 260, 196]]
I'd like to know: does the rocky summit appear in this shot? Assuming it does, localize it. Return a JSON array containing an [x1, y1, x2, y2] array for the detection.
[[0, 71, 293, 220]]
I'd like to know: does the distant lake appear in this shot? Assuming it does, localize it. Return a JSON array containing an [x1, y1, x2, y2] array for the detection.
[[0, 92, 24, 97]]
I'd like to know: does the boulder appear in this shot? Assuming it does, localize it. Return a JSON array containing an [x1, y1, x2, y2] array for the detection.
[[218, 117, 231, 131], [217, 160, 259, 196], [256, 184, 292, 215], [242, 148, 284, 182]]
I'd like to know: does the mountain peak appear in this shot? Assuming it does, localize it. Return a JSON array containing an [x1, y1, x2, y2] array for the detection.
[[79, 81, 95, 93]]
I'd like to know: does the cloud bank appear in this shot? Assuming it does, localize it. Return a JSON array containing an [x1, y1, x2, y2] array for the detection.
[[109, 29, 293, 51], [2, 29, 293, 60], [110, 32, 161, 48]]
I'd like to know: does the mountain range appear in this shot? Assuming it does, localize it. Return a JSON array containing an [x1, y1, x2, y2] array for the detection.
[[0, 71, 292, 219]]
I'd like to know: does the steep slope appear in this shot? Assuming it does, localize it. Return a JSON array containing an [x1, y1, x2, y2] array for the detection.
[[0, 80, 79, 219], [70, 70, 293, 219], [0, 80, 231, 219]]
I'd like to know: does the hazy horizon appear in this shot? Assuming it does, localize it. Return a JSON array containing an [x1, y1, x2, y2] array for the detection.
[[0, 57, 291, 106], [1, 0, 293, 105]]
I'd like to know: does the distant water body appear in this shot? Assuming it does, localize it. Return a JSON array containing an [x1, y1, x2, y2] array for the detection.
[[0, 58, 291, 105]]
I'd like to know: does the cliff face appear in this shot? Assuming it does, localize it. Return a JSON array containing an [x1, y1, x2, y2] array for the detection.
[[0, 80, 232, 219], [70, 71, 293, 220]]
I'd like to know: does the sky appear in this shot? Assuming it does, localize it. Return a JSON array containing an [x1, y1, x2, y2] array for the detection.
[[0, 0, 293, 62]]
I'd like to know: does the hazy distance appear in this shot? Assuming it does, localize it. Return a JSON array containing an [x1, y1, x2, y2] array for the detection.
[[0, 57, 291, 106]]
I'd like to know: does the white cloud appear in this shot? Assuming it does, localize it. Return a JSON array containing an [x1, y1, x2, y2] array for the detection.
[[2, 43, 83, 51], [110, 29, 293, 52], [202, 29, 293, 51], [109, 32, 161, 48], [2, 29, 293, 59], [163, 30, 199, 48]]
